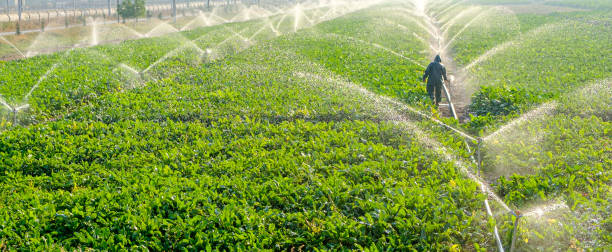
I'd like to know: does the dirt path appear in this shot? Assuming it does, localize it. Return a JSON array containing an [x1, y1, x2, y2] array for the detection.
[[418, 7, 471, 121]]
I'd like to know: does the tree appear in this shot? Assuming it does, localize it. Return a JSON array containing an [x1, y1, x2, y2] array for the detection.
[[117, 0, 146, 23]]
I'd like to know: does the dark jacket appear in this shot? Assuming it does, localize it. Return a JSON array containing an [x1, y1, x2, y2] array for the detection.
[[422, 55, 448, 86]]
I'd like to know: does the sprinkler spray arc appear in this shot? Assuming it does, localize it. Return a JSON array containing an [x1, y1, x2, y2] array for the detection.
[[0, 100, 30, 126], [1, 1, 576, 249], [2, 0, 380, 129]]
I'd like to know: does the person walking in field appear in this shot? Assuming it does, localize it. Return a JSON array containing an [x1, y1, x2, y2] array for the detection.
[[422, 55, 449, 107]]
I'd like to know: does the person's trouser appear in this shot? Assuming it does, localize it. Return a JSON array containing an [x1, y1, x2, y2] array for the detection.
[[427, 83, 442, 104]]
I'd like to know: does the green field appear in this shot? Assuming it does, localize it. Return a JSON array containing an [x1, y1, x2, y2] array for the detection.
[[0, 0, 610, 250]]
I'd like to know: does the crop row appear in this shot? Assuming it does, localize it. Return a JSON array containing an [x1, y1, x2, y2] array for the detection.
[[465, 0, 612, 9], [439, 2, 611, 133], [437, 1, 611, 249], [467, 18, 610, 120], [1, 119, 487, 250], [0, 20, 254, 124], [0, 2, 497, 250], [486, 80, 611, 250], [0, 4, 325, 125], [546, 0, 612, 10]]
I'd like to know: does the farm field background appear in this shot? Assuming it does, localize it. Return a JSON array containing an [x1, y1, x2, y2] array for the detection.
[[0, 0, 610, 250]]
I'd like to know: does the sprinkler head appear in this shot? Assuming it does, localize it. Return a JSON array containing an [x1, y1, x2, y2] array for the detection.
[[512, 210, 522, 218]]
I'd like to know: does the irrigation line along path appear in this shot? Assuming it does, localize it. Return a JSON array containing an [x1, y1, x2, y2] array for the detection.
[[426, 3, 583, 251], [425, 2, 509, 250], [406, 1, 512, 250], [413, 1, 575, 250], [303, 7, 509, 244], [295, 65, 508, 250]]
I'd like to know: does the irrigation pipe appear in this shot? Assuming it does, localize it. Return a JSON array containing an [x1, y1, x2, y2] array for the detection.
[[436, 78, 507, 252], [398, 100, 476, 142], [399, 89, 508, 251], [441, 82, 457, 119], [332, 55, 508, 250], [485, 197, 506, 252]]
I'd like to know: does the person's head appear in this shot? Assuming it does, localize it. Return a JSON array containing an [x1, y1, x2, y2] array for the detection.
[[434, 55, 442, 63]]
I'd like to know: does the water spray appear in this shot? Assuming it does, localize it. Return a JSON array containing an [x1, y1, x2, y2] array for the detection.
[[0, 101, 27, 126], [323, 32, 425, 68], [434, 0, 466, 20], [414, 3, 512, 252], [483, 101, 558, 142], [0, 36, 26, 58], [442, 9, 491, 52], [10, 106, 16, 125], [90, 17, 98, 46]]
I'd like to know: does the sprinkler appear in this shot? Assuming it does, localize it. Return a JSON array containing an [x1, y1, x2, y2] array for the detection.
[[202, 48, 214, 62], [12, 107, 17, 125], [510, 210, 522, 252]]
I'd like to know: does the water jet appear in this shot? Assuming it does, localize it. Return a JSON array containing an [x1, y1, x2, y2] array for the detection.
[[0, 36, 26, 58]]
